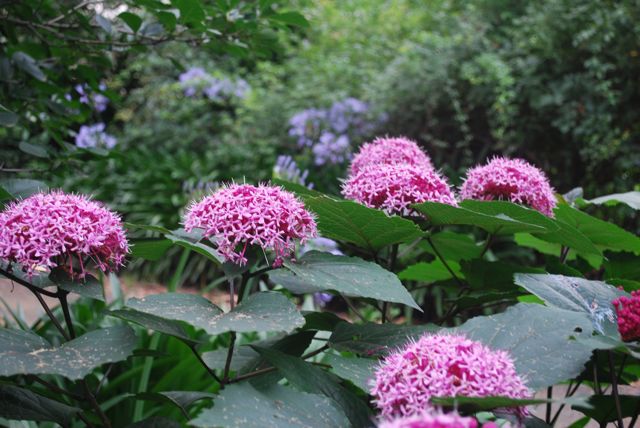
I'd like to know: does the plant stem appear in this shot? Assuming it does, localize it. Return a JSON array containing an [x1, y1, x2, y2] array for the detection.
[[229, 348, 330, 384], [608, 351, 624, 428], [341, 293, 367, 322], [28, 287, 69, 340], [426, 237, 464, 288], [0, 267, 58, 297], [247, 266, 274, 279], [28, 375, 84, 401], [82, 381, 111, 428], [559, 246, 570, 264], [168, 248, 190, 292], [189, 344, 222, 385], [58, 289, 76, 339], [480, 233, 494, 257], [545, 386, 553, 423], [222, 273, 250, 384]]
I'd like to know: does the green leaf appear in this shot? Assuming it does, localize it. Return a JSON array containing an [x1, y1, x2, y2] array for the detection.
[[303, 311, 345, 331], [12, 52, 46, 81], [534, 218, 603, 257], [18, 141, 49, 158], [0, 111, 18, 126], [0, 384, 80, 425], [173, 0, 205, 24], [421, 231, 482, 261], [586, 191, 640, 210], [0, 327, 49, 352], [126, 417, 181, 428], [554, 204, 640, 254], [413, 201, 549, 235], [137, 391, 214, 418], [431, 395, 548, 412], [329, 321, 437, 356], [398, 260, 463, 282], [166, 229, 223, 265], [201, 345, 259, 372], [461, 200, 558, 232], [109, 308, 196, 344], [272, 251, 420, 310], [514, 273, 628, 336], [156, 11, 177, 31], [515, 233, 576, 260], [0, 326, 137, 380], [254, 347, 370, 428], [0, 178, 47, 198], [119, 12, 143, 32], [455, 303, 594, 390], [49, 269, 105, 301], [304, 196, 424, 252], [268, 11, 310, 27], [572, 395, 640, 424], [461, 260, 544, 291], [325, 354, 377, 391], [130, 238, 173, 261], [191, 383, 349, 428], [126, 291, 304, 336]]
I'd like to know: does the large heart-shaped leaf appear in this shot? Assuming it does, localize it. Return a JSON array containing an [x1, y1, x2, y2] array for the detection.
[[125, 292, 304, 336], [303, 196, 423, 252], [413, 201, 549, 235], [554, 204, 640, 254], [329, 322, 437, 356], [455, 303, 594, 390], [0, 326, 137, 380], [254, 347, 371, 428], [0, 384, 80, 425], [191, 382, 349, 428], [271, 251, 420, 310], [460, 200, 558, 232], [514, 273, 628, 336]]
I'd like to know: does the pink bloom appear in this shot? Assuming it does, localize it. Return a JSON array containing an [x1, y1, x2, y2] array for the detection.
[[342, 164, 457, 216], [459, 157, 557, 216], [184, 183, 317, 266], [0, 191, 129, 276], [378, 411, 478, 428], [350, 136, 434, 175], [370, 333, 530, 419], [613, 291, 640, 342]]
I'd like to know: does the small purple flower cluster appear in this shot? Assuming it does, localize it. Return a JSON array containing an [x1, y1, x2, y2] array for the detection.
[[288, 98, 379, 166], [66, 83, 109, 112], [75, 123, 117, 150], [178, 67, 249, 102], [273, 155, 313, 189]]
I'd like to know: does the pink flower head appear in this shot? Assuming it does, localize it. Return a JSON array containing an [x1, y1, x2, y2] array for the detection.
[[378, 411, 478, 428], [0, 191, 129, 276], [613, 291, 640, 342], [370, 333, 530, 419], [350, 136, 434, 175], [342, 164, 457, 216], [184, 183, 317, 266], [460, 157, 557, 216]]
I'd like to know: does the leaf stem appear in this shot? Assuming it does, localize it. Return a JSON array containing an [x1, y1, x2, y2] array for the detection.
[[229, 348, 329, 384], [189, 344, 223, 385], [222, 273, 250, 384], [58, 288, 76, 338], [0, 267, 58, 297], [341, 293, 367, 322], [545, 386, 552, 423], [426, 237, 464, 288], [608, 351, 624, 428], [28, 286, 69, 340], [480, 233, 494, 257]]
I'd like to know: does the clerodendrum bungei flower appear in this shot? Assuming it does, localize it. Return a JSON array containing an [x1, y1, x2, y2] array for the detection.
[[613, 291, 640, 342], [378, 411, 480, 428], [342, 164, 457, 216], [459, 157, 557, 216], [370, 333, 530, 419], [0, 191, 129, 276], [184, 183, 317, 266], [349, 136, 434, 175]]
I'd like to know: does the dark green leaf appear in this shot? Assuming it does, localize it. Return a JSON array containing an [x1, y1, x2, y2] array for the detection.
[[533, 218, 602, 257], [156, 11, 177, 31], [109, 308, 196, 344], [572, 395, 640, 424], [273, 251, 420, 310], [126, 417, 182, 428], [18, 141, 49, 158], [126, 291, 304, 335], [173, 0, 205, 23], [303, 311, 344, 331], [0, 384, 80, 425], [166, 229, 223, 265], [399, 260, 463, 282], [254, 347, 370, 428], [413, 201, 548, 235], [0, 178, 47, 198], [461, 260, 544, 291], [325, 354, 377, 391], [431, 395, 548, 411], [0, 326, 137, 380], [137, 391, 215, 418], [455, 303, 594, 389], [0, 111, 18, 126], [130, 238, 173, 261], [201, 346, 259, 372], [329, 321, 436, 356], [554, 204, 640, 254], [421, 231, 482, 261], [304, 196, 424, 252], [514, 273, 627, 336], [12, 52, 46, 81], [119, 12, 143, 32], [49, 269, 105, 301], [268, 11, 310, 27], [461, 200, 558, 232], [191, 383, 349, 428]]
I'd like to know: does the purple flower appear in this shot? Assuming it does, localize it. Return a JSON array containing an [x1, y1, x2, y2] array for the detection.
[[179, 67, 250, 101], [273, 155, 313, 188], [66, 83, 110, 112], [75, 123, 117, 149], [288, 109, 327, 148], [313, 292, 334, 307], [312, 132, 350, 165]]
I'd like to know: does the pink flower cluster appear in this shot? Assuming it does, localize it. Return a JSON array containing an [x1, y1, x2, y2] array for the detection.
[[370, 333, 530, 419], [613, 291, 640, 342], [342, 164, 457, 216], [184, 183, 317, 266], [460, 157, 557, 216], [350, 137, 434, 175], [0, 191, 129, 276], [378, 411, 480, 428]]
